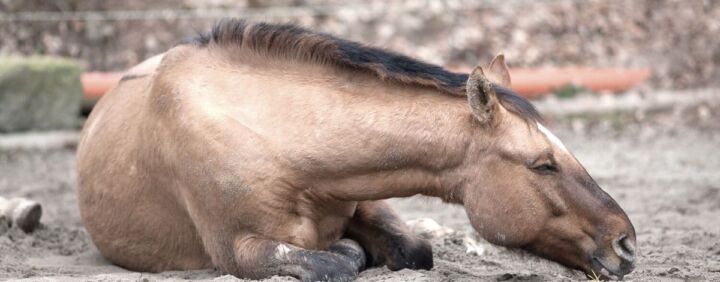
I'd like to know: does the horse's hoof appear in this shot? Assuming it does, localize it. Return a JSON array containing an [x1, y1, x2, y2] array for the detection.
[[12, 199, 42, 233], [386, 235, 433, 271], [299, 251, 361, 282], [329, 239, 366, 271]]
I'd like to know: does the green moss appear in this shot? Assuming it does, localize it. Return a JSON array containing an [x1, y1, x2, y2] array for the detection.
[[0, 56, 83, 132], [553, 84, 588, 100]]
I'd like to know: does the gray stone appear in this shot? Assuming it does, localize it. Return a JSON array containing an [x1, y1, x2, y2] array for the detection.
[[0, 215, 9, 234], [0, 56, 83, 132]]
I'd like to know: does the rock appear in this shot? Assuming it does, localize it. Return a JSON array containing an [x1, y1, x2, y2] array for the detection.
[[462, 234, 486, 256], [0, 215, 10, 234], [0, 56, 83, 132], [12, 199, 42, 233], [698, 105, 711, 121], [708, 264, 720, 273], [406, 218, 454, 239], [0, 196, 42, 233]]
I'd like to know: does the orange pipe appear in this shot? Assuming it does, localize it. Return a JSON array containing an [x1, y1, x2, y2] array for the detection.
[[81, 72, 124, 100], [509, 67, 651, 98], [81, 68, 650, 100]]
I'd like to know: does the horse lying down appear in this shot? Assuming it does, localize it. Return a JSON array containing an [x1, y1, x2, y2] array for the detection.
[[77, 19, 636, 281]]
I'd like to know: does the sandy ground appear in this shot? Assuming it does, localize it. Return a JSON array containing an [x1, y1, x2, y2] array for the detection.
[[1, 91, 720, 281]]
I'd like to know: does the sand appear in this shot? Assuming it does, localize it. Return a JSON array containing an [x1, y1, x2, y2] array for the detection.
[[1, 95, 719, 281]]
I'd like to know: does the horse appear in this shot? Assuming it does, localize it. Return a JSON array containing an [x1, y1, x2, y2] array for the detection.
[[76, 19, 636, 281]]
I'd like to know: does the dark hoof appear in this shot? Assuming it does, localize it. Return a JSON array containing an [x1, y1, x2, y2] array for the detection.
[[329, 239, 366, 271], [299, 251, 361, 282], [386, 236, 433, 271]]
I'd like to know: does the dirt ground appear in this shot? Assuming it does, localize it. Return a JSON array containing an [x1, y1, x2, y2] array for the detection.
[[1, 90, 719, 281]]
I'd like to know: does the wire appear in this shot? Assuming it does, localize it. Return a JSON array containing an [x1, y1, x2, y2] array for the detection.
[[0, 0, 569, 22]]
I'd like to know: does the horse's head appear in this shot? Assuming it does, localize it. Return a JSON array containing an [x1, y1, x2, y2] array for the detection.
[[459, 55, 635, 279]]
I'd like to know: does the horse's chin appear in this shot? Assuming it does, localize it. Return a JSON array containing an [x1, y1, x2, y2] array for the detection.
[[522, 243, 630, 281], [583, 257, 627, 281]]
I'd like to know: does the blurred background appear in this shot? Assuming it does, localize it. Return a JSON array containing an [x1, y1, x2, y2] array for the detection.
[[2, 0, 719, 87], [1, 0, 719, 281]]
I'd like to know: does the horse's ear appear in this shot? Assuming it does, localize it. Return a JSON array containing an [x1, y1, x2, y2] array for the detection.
[[485, 53, 511, 88], [466, 64, 499, 124]]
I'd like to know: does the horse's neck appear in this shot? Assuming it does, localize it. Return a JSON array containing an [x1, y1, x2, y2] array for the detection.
[[190, 54, 475, 203], [293, 71, 473, 203]]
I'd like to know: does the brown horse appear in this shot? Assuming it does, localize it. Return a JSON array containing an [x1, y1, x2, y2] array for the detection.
[[76, 20, 636, 281]]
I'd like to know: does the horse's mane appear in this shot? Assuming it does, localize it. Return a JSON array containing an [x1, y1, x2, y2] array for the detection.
[[186, 19, 541, 123]]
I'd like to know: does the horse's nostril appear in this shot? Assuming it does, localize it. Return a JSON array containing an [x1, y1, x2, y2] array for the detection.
[[621, 236, 635, 255], [613, 235, 636, 262]]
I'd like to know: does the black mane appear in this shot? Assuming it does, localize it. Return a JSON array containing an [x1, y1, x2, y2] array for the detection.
[[187, 19, 541, 123]]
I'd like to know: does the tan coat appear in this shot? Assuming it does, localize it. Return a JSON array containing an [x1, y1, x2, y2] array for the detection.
[[77, 20, 636, 281]]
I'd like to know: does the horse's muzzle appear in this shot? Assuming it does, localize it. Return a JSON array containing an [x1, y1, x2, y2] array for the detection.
[[590, 234, 636, 280]]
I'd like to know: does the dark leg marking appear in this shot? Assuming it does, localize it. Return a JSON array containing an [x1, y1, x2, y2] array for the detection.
[[345, 200, 433, 271], [230, 236, 366, 282]]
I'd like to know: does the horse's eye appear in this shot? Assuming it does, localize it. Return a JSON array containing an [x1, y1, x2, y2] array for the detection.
[[532, 163, 557, 174]]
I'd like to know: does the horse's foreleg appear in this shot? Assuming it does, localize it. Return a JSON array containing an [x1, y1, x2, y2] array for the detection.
[[345, 200, 433, 270], [229, 235, 366, 282]]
